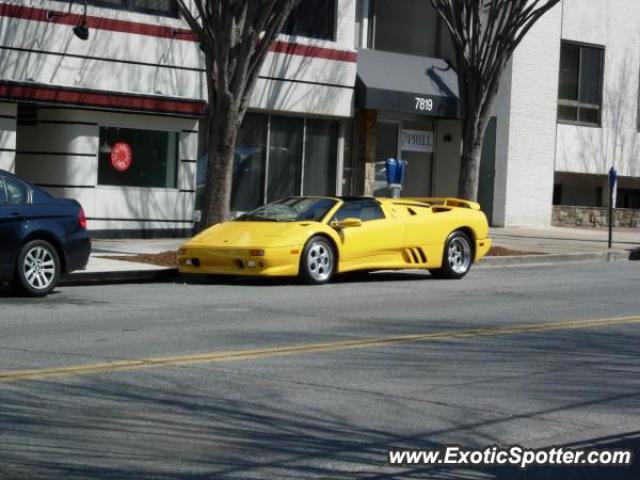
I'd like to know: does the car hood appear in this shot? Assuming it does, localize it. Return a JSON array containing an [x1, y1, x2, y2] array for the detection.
[[185, 221, 316, 248]]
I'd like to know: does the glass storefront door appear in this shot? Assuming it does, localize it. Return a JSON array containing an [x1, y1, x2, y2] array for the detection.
[[374, 118, 434, 197], [399, 121, 433, 197]]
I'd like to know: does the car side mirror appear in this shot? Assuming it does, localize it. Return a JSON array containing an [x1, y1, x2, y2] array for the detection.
[[332, 217, 363, 229]]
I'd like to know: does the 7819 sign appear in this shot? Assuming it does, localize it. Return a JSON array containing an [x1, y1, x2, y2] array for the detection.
[[414, 96, 434, 112]]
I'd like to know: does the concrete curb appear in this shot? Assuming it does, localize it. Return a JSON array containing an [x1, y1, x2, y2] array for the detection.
[[59, 250, 637, 285], [61, 268, 179, 286], [478, 251, 631, 268]]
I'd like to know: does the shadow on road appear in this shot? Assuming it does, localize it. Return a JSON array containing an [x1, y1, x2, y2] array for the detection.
[[180, 270, 434, 287], [1, 326, 639, 479]]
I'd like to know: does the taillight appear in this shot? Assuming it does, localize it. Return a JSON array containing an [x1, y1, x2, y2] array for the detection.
[[79, 207, 87, 230]]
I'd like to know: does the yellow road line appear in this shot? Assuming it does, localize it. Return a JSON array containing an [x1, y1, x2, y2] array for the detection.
[[1, 315, 639, 383]]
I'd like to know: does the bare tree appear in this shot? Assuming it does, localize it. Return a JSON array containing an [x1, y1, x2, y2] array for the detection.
[[430, 0, 560, 200], [177, 0, 299, 228]]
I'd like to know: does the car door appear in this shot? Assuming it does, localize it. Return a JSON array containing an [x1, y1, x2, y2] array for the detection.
[[0, 175, 31, 278], [332, 199, 405, 270]]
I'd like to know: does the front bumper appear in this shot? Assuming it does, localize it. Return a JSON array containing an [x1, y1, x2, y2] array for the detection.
[[178, 245, 300, 277], [475, 238, 492, 261]]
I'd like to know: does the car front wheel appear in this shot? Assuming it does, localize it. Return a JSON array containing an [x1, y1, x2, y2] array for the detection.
[[430, 230, 473, 280], [299, 236, 335, 285], [12, 240, 61, 296]]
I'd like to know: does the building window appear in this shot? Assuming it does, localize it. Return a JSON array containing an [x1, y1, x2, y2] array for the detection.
[[558, 42, 604, 126], [282, 0, 336, 41], [617, 189, 640, 209], [52, 0, 178, 18], [97, 127, 178, 189]]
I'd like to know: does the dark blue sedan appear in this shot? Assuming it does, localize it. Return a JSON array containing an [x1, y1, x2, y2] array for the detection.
[[0, 170, 91, 296]]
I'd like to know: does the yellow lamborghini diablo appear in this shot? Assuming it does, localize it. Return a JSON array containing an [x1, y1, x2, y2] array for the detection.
[[178, 196, 492, 284]]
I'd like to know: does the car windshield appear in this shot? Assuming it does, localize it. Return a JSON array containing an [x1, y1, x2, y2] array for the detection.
[[236, 197, 338, 223]]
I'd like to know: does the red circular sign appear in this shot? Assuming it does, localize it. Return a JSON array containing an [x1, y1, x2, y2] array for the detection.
[[110, 141, 133, 172]]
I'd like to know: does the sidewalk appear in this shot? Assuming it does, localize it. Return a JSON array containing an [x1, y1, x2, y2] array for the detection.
[[63, 227, 639, 284], [490, 226, 640, 254]]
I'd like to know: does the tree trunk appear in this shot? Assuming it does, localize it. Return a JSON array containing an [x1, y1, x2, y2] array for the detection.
[[458, 77, 496, 201], [458, 112, 486, 201], [198, 108, 239, 230]]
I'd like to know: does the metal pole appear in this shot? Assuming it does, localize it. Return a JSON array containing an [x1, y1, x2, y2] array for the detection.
[[608, 183, 613, 249]]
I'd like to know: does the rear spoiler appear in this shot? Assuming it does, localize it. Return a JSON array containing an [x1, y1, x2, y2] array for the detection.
[[402, 197, 481, 210]]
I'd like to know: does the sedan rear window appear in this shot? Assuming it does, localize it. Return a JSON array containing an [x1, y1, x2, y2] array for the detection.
[[3, 177, 29, 205], [0, 178, 6, 204]]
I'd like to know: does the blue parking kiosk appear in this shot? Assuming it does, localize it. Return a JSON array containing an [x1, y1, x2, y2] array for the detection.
[[385, 158, 407, 198]]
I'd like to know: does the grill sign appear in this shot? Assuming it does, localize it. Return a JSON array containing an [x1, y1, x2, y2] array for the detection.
[[110, 141, 133, 172], [400, 130, 434, 153]]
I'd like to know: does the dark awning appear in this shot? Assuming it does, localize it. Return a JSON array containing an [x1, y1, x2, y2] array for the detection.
[[356, 49, 461, 118]]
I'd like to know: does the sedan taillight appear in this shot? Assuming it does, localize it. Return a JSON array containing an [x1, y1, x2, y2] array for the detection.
[[79, 207, 87, 230]]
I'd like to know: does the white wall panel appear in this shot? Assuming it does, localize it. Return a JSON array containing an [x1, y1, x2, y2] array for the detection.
[[0, 151, 15, 172], [0, 49, 203, 100], [93, 188, 194, 221], [0, 102, 17, 173], [178, 162, 196, 191], [501, 3, 562, 226], [179, 131, 198, 161], [250, 78, 353, 118], [15, 154, 97, 186], [260, 50, 356, 88], [16, 123, 98, 154], [0, 121, 16, 149]]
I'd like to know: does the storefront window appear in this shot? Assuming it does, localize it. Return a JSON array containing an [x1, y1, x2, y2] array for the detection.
[[97, 127, 178, 188], [232, 114, 268, 212], [267, 116, 303, 203], [303, 119, 338, 196], [197, 113, 340, 213]]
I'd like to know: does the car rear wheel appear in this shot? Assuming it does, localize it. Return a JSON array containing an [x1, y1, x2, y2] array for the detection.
[[430, 230, 473, 280], [300, 236, 335, 285], [12, 240, 61, 297]]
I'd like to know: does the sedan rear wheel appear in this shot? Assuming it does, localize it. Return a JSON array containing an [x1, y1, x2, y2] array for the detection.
[[300, 236, 335, 284], [13, 240, 61, 296]]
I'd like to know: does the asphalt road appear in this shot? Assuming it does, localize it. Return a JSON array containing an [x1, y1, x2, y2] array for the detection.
[[1, 261, 639, 479]]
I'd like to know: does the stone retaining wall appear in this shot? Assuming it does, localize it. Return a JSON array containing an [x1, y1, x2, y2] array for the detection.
[[552, 206, 640, 228]]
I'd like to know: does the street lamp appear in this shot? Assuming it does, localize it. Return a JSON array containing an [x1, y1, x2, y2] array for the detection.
[[47, 0, 90, 41]]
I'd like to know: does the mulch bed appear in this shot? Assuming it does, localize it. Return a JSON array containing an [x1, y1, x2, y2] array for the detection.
[[486, 246, 543, 256], [98, 245, 542, 268], [97, 251, 178, 268]]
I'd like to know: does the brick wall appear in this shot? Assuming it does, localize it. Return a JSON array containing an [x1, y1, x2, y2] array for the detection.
[[552, 205, 640, 228]]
